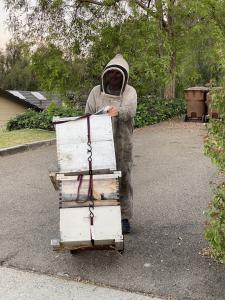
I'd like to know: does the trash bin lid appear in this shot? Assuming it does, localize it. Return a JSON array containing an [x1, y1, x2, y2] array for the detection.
[[184, 86, 209, 92]]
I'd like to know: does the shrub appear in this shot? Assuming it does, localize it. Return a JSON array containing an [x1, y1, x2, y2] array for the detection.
[[205, 184, 225, 264], [7, 98, 186, 131], [134, 97, 185, 128], [204, 118, 225, 171], [7, 103, 82, 131], [204, 86, 225, 264]]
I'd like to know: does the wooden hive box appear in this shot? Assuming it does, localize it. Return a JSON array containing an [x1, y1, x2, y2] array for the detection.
[[57, 172, 121, 202]]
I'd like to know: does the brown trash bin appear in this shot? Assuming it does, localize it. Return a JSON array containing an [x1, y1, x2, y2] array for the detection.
[[184, 86, 209, 122], [206, 90, 220, 120]]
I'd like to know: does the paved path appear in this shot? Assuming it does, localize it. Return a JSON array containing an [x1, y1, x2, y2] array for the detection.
[[0, 267, 160, 300], [0, 119, 224, 300]]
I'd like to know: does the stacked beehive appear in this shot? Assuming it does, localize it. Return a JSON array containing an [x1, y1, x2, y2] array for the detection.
[[50, 115, 124, 252]]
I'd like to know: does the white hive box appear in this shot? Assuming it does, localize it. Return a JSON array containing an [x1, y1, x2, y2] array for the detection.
[[54, 115, 117, 173]]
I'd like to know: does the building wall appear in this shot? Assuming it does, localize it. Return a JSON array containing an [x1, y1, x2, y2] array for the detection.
[[0, 96, 27, 128]]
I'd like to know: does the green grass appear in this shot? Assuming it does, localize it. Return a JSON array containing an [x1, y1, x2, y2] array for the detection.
[[0, 129, 55, 149]]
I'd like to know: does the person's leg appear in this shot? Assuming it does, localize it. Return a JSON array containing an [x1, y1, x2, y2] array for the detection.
[[120, 169, 133, 233]]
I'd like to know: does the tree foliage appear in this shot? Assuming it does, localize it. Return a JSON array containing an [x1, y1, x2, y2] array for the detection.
[[4, 0, 219, 98], [3, 0, 225, 99], [0, 40, 39, 90], [87, 17, 169, 97], [31, 43, 88, 94]]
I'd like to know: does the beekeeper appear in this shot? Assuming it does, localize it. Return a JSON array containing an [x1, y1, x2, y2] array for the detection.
[[85, 54, 137, 234]]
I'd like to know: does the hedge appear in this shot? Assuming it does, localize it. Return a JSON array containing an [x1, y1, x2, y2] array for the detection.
[[204, 87, 225, 264], [7, 102, 82, 131], [7, 98, 185, 131], [205, 184, 225, 264], [135, 97, 185, 128]]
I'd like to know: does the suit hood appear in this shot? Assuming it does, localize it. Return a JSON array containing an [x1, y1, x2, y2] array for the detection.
[[101, 54, 129, 96]]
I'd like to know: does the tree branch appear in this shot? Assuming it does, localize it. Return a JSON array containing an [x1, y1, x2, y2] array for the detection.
[[207, 2, 225, 32], [78, 0, 104, 6], [78, 0, 122, 7], [135, 0, 148, 11]]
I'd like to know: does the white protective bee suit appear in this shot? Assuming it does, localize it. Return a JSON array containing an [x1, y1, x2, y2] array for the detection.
[[85, 54, 137, 220]]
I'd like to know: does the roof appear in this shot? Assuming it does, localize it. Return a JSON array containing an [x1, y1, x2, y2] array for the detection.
[[0, 88, 62, 111]]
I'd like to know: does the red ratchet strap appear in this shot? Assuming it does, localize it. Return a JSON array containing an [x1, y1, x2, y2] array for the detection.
[[87, 115, 94, 201], [76, 174, 83, 202], [86, 115, 95, 245]]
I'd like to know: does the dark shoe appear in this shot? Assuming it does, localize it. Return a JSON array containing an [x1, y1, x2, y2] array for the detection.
[[122, 219, 130, 234]]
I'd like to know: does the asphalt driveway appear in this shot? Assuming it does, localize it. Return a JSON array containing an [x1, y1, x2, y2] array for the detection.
[[0, 118, 224, 300]]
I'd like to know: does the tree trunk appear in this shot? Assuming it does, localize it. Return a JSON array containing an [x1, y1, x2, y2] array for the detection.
[[162, 0, 177, 99], [164, 50, 176, 99]]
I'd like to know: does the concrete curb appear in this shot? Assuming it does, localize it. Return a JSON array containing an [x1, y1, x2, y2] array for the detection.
[[0, 139, 56, 157]]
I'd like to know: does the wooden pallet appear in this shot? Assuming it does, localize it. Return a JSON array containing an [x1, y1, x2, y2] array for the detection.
[[51, 238, 124, 252]]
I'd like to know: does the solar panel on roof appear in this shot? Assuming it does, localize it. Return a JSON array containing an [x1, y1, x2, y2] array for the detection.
[[8, 90, 26, 100], [31, 91, 47, 100]]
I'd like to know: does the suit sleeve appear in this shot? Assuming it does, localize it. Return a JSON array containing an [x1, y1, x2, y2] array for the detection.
[[118, 88, 137, 121], [85, 87, 97, 114]]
